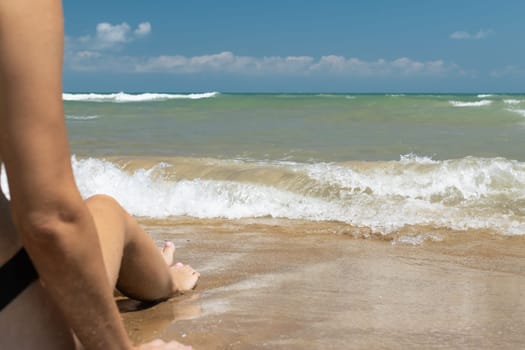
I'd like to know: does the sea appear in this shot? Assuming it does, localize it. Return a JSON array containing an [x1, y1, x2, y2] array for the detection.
[[7, 92, 525, 243]]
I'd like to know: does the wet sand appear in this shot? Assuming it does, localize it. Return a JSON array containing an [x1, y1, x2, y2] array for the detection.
[[122, 218, 525, 349]]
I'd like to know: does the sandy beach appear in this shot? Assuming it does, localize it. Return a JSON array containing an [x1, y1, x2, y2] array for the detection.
[[120, 218, 525, 349]]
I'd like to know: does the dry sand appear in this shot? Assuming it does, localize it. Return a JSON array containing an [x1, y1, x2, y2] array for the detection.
[[121, 218, 525, 349]]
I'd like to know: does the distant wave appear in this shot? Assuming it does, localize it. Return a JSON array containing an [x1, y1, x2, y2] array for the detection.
[[477, 94, 493, 98], [66, 115, 100, 121], [449, 100, 492, 107], [63, 91, 219, 103], [316, 94, 340, 98], [316, 94, 356, 99], [506, 108, 525, 117]]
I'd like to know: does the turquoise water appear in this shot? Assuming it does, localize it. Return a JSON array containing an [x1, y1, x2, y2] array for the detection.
[[51, 92, 525, 236], [65, 93, 525, 162]]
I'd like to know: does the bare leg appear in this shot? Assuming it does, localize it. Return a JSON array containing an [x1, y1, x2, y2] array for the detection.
[[0, 193, 196, 349], [85, 195, 199, 302]]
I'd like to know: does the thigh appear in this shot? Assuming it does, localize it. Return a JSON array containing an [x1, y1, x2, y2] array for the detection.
[[0, 194, 127, 350], [0, 194, 76, 349], [85, 194, 174, 301], [0, 193, 127, 349], [0, 283, 77, 350], [85, 194, 127, 288]]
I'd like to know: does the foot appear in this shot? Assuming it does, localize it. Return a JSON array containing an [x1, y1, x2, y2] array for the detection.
[[161, 242, 200, 293]]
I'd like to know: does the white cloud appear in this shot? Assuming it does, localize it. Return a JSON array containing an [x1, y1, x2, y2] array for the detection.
[[450, 31, 471, 40], [96, 22, 131, 47], [134, 52, 316, 74], [490, 65, 525, 78], [65, 22, 463, 79], [134, 22, 152, 37], [474, 29, 493, 39], [308, 56, 453, 76], [450, 29, 493, 40], [66, 50, 463, 78], [68, 21, 151, 51], [135, 52, 460, 77]]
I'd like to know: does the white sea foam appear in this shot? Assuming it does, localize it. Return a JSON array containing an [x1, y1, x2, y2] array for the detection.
[[63, 91, 219, 103], [5, 155, 525, 236], [504, 99, 521, 105], [449, 100, 493, 107], [296, 155, 525, 234], [72, 157, 341, 220], [66, 115, 100, 120], [477, 94, 493, 98], [392, 233, 443, 246], [302, 155, 525, 203], [69, 156, 525, 236], [399, 153, 437, 165], [505, 108, 525, 117], [317, 94, 356, 100]]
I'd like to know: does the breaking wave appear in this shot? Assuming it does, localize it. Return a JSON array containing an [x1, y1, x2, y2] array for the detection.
[[63, 91, 219, 103], [63, 155, 525, 236], [66, 115, 100, 121], [449, 100, 493, 107]]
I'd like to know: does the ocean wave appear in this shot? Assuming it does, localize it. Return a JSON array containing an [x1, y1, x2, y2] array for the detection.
[[300, 156, 525, 203], [449, 100, 493, 107], [316, 94, 340, 98], [66, 115, 100, 121], [477, 94, 493, 98], [62, 91, 219, 103], [504, 99, 522, 105], [67, 156, 525, 236], [506, 108, 525, 117], [316, 94, 356, 99]]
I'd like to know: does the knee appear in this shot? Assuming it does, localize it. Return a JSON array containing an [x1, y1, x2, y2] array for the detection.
[[85, 194, 121, 212], [85, 194, 132, 229]]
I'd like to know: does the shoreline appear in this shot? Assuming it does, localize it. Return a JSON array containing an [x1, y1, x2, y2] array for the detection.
[[121, 218, 525, 349]]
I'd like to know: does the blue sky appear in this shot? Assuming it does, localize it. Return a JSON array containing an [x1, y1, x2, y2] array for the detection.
[[63, 0, 525, 93]]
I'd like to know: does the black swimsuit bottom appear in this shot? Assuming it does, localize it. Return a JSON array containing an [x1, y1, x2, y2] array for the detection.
[[0, 248, 39, 311]]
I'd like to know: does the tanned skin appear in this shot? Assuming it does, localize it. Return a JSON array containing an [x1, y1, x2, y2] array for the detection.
[[0, 1, 198, 349]]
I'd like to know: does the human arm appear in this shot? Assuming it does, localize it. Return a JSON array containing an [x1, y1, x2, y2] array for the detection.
[[0, 1, 133, 348]]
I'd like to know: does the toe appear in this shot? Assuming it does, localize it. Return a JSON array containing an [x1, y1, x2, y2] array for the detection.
[[162, 241, 175, 265]]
